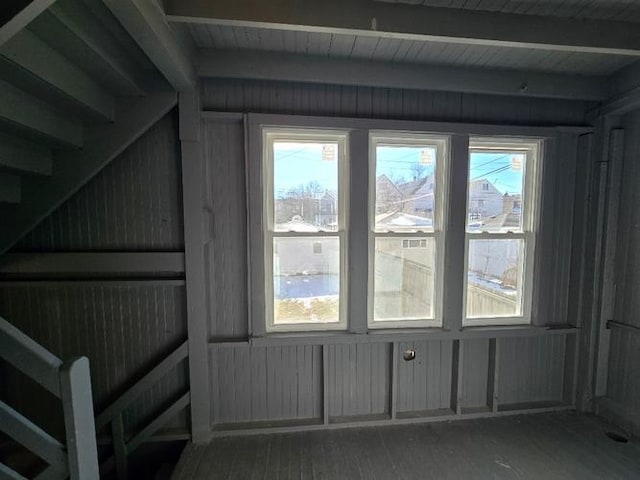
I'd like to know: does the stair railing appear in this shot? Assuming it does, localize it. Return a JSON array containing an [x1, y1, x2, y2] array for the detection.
[[0, 315, 99, 480], [95, 340, 190, 480]]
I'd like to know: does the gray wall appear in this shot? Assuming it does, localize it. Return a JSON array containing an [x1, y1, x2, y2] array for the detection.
[[0, 78, 593, 437], [604, 110, 640, 431], [0, 112, 189, 440], [15, 114, 184, 252], [202, 79, 586, 428]]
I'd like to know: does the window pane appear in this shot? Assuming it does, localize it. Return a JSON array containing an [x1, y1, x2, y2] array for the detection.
[[375, 144, 438, 232], [467, 151, 525, 232], [273, 236, 340, 324], [274, 141, 339, 232], [374, 237, 435, 321], [466, 239, 523, 318]]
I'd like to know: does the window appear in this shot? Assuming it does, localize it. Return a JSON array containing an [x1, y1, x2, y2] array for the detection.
[[369, 134, 448, 328], [250, 115, 548, 334], [463, 139, 541, 326], [263, 128, 348, 332]]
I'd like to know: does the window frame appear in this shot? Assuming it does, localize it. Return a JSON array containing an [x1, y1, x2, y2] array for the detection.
[[262, 127, 350, 333], [247, 113, 560, 337], [462, 138, 543, 327], [367, 132, 450, 329]]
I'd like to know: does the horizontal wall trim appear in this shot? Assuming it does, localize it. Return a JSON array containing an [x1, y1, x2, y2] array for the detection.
[[247, 113, 593, 138], [199, 49, 608, 102], [203, 111, 593, 136], [201, 111, 244, 122], [208, 404, 574, 438], [607, 320, 640, 335], [0, 279, 186, 287], [0, 252, 185, 277], [209, 325, 578, 348]]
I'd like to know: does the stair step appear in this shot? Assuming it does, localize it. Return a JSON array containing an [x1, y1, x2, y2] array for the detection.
[[0, 132, 52, 176]]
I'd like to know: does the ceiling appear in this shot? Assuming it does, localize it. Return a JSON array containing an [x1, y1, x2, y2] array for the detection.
[[376, 0, 640, 22]]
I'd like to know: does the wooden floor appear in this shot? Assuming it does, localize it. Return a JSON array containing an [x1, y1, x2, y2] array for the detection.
[[171, 412, 640, 479]]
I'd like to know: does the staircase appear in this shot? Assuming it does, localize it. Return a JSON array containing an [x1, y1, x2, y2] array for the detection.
[[0, 0, 178, 254], [0, 315, 99, 479]]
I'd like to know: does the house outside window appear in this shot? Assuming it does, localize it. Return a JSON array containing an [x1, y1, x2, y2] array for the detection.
[[263, 128, 348, 332], [370, 133, 448, 328], [464, 141, 540, 326]]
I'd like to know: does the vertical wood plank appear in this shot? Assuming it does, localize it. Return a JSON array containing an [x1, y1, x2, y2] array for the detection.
[[246, 114, 266, 337], [450, 340, 463, 414], [594, 128, 625, 397], [390, 341, 398, 419], [461, 339, 489, 409], [323, 344, 329, 425], [111, 414, 128, 480], [498, 335, 566, 405], [487, 338, 499, 412], [179, 89, 211, 442]]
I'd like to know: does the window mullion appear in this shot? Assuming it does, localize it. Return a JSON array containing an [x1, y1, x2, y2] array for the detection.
[[349, 129, 369, 334], [443, 134, 470, 332]]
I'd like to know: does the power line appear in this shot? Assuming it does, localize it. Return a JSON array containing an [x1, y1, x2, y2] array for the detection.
[[470, 154, 511, 170], [470, 164, 511, 181]]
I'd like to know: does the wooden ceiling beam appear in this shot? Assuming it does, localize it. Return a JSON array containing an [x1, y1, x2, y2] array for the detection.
[[0, 79, 83, 148], [199, 49, 608, 101], [0, 0, 56, 47], [0, 29, 115, 122], [0, 132, 52, 176], [103, 0, 196, 91], [28, 0, 148, 97], [165, 0, 640, 57]]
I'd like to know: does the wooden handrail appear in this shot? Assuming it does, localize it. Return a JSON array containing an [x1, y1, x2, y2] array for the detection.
[[95, 341, 188, 430], [0, 316, 62, 396]]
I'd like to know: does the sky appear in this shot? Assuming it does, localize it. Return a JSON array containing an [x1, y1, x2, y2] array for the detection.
[[273, 142, 525, 197], [469, 152, 524, 196], [274, 142, 338, 195]]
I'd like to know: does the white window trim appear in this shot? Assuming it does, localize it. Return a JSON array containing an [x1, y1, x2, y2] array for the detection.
[[462, 139, 543, 327], [367, 132, 450, 329], [246, 113, 564, 336], [262, 128, 349, 333]]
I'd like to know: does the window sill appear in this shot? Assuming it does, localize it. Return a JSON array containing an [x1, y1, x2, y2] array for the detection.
[[227, 324, 579, 348], [460, 324, 578, 336]]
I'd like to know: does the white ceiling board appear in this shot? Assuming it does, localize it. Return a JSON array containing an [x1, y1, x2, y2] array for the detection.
[[186, 24, 635, 76], [378, 0, 640, 22]]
